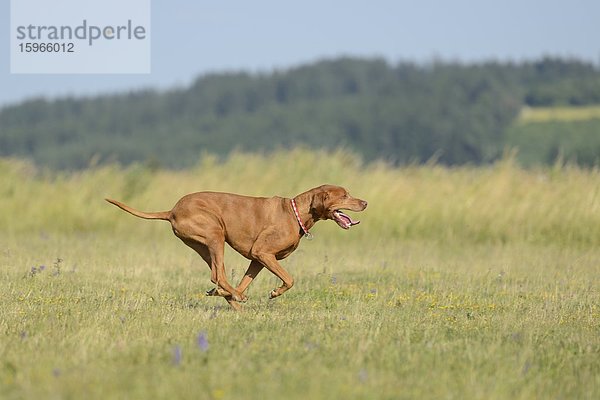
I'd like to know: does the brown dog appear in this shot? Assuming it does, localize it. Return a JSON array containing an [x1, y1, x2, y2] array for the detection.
[[106, 184, 367, 310]]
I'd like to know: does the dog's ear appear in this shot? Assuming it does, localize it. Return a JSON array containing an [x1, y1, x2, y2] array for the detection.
[[310, 189, 329, 217]]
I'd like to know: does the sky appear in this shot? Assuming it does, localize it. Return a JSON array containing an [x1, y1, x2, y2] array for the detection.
[[1, 0, 599, 107]]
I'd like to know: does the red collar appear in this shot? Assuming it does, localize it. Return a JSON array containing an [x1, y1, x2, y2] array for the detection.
[[291, 198, 313, 239]]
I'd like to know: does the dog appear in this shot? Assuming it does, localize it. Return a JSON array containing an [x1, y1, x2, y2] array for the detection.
[[106, 184, 367, 310]]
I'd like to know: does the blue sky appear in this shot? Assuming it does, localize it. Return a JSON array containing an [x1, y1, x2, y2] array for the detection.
[[1, 0, 599, 106]]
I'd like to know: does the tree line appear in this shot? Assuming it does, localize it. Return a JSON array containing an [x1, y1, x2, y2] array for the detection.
[[1, 56, 600, 169]]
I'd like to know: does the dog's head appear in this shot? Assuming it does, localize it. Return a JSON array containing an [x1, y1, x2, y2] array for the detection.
[[310, 185, 367, 229]]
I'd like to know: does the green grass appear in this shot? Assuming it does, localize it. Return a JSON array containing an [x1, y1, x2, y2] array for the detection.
[[1, 150, 599, 399]]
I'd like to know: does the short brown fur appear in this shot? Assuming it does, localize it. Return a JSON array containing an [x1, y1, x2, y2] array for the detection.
[[106, 185, 367, 310]]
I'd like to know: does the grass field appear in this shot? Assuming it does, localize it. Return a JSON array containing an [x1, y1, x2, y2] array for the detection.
[[1, 150, 599, 399], [518, 105, 600, 123]]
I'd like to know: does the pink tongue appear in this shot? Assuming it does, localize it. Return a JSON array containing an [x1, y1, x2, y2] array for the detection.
[[338, 211, 360, 226]]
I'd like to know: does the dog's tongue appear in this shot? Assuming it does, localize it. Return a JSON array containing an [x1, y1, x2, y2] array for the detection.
[[334, 210, 360, 229]]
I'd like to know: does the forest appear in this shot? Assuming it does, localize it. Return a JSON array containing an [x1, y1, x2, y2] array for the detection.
[[2, 56, 600, 169]]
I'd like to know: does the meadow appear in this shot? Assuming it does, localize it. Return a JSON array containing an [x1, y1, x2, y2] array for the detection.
[[519, 104, 600, 123], [1, 149, 599, 399], [508, 105, 600, 167]]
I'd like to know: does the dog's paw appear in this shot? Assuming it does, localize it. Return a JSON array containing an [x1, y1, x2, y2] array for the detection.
[[207, 287, 248, 302], [234, 293, 248, 303], [268, 289, 278, 299]]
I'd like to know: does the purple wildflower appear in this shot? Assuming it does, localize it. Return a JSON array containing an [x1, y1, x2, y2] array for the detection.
[[197, 331, 209, 352], [172, 345, 182, 366]]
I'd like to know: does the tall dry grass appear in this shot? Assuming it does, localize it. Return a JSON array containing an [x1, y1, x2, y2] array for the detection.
[[1, 149, 599, 246]]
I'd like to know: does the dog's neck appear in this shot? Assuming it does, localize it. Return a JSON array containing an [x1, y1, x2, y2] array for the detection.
[[291, 190, 321, 233], [291, 198, 311, 237]]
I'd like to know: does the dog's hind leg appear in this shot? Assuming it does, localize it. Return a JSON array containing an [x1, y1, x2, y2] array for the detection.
[[182, 239, 216, 283], [181, 238, 243, 310], [204, 235, 246, 303]]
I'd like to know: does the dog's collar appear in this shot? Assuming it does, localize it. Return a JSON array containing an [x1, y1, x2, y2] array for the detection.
[[291, 198, 313, 240]]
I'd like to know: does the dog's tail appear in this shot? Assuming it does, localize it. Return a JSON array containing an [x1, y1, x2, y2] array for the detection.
[[105, 198, 171, 220]]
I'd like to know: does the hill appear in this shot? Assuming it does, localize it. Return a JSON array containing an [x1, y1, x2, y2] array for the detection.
[[2, 56, 600, 169]]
